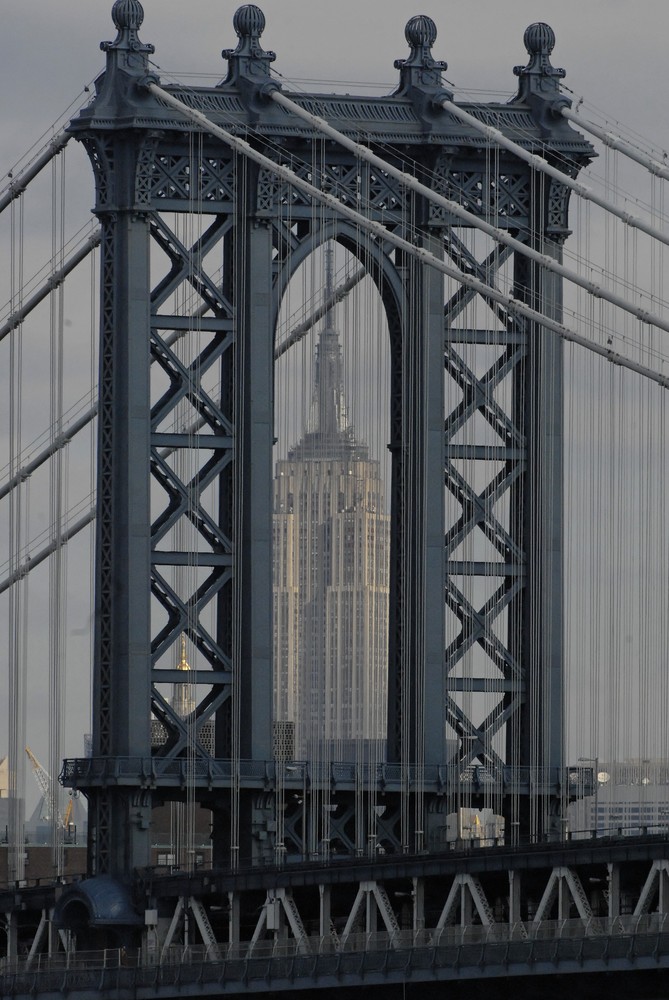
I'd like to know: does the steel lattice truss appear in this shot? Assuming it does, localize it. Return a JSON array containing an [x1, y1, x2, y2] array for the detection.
[[443, 234, 527, 781]]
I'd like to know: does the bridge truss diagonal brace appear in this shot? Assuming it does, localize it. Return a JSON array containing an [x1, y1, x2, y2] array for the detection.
[[250, 889, 311, 955], [149, 686, 220, 762], [24, 910, 49, 970], [533, 866, 593, 923], [150, 330, 233, 436], [339, 881, 402, 947], [149, 213, 233, 315], [189, 897, 222, 961], [633, 860, 669, 916], [435, 873, 494, 929], [444, 462, 525, 565], [444, 344, 527, 452], [160, 897, 185, 962], [157, 896, 222, 960], [150, 564, 232, 667]]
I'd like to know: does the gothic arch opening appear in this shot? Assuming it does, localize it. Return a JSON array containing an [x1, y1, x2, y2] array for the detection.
[[272, 240, 392, 772]]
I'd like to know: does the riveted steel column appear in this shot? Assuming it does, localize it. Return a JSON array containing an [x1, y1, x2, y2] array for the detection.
[[69, 2, 158, 876], [238, 179, 273, 765], [213, 159, 274, 866], [509, 232, 565, 841], [419, 230, 448, 769], [388, 227, 446, 786], [89, 155, 153, 876]]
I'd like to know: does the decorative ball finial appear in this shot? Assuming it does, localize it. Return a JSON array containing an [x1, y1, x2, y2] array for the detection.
[[222, 5, 275, 95], [233, 4, 266, 39], [513, 20, 567, 130], [394, 11, 449, 110], [524, 22, 556, 57], [103, 0, 153, 56], [405, 14, 438, 50], [111, 0, 145, 31]]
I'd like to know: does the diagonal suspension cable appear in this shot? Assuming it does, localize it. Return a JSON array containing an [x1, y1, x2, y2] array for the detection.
[[0, 230, 101, 344], [0, 403, 98, 503], [441, 98, 669, 247], [0, 131, 71, 217], [147, 81, 669, 389], [9, 84, 669, 590], [268, 88, 669, 340], [0, 507, 96, 596], [560, 106, 669, 183], [0, 237, 363, 577]]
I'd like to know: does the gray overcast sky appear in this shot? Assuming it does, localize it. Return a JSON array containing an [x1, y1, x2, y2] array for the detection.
[[2, 0, 669, 805]]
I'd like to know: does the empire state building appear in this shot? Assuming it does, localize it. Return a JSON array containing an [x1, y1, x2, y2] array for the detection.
[[273, 249, 390, 761]]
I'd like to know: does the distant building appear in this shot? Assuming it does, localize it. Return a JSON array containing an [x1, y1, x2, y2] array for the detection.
[[0, 845, 87, 885], [151, 634, 215, 754], [150, 635, 214, 870], [446, 808, 505, 847], [568, 759, 669, 837], [273, 246, 390, 760]]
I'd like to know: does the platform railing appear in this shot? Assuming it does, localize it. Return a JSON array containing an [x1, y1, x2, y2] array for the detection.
[[2, 912, 669, 980]]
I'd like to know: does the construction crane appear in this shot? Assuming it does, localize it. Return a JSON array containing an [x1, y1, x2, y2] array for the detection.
[[25, 746, 69, 828]]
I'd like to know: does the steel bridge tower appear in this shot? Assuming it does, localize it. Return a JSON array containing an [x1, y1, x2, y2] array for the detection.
[[60, 1, 593, 882]]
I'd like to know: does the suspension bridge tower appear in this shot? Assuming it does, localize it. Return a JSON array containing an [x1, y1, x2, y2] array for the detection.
[[57, 0, 594, 897]]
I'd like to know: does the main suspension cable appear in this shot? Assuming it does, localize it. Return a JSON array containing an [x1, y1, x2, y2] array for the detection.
[[560, 105, 669, 183], [266, 89, 669, 339], [0, 131, 70, 217], [440, 98, 669, 248], [147, 82, 669, 389], [0, 230, 101, 344]]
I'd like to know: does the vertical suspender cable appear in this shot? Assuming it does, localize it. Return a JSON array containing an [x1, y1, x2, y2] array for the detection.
[[49, 145, 67, 875], [88, 238, 98, 776], [8, 195, 27, 884], [230, 148, 245, 871]]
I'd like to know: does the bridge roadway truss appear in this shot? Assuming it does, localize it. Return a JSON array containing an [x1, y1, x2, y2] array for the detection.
[[3, 837, 669, 996], [3, 0, 634, 987]]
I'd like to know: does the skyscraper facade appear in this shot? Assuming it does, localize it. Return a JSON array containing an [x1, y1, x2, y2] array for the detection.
[[273, 249, 390, 761]]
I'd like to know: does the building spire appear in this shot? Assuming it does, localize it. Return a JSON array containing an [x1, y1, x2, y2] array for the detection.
[[309, 242, 349, 437], [289, 242, 368, 461], [172, 632, 195, 718], [309, 243, 348, 441]]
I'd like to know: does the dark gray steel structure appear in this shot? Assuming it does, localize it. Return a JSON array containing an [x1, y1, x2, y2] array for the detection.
[[59, 0, 594, 884]]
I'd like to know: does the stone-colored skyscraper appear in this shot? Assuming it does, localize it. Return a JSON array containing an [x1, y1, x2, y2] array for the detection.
[[273, 248, 390, 760]]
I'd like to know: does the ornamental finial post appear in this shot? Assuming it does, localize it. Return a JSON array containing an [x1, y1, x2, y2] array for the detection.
[[394, 15, 448, 91], [514, 23, 564, 85], [513, 23, 571, 132], [394, 15, 451, 128], [74, 2, 157, 125], [219, 5, 280, 117], [222, 5, 276, 83], [102, 1, 155, 57]]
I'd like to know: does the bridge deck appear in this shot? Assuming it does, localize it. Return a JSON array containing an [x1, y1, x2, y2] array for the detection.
[[2, 919, 669, 999]]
